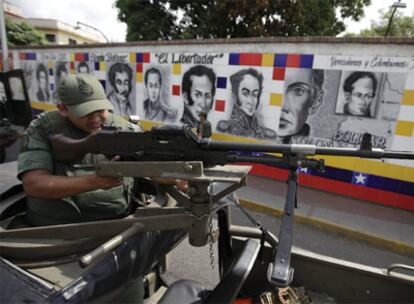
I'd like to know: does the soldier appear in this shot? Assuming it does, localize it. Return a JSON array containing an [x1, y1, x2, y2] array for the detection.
[[197, 111, 212, 139], [17, 74, 187, 303]]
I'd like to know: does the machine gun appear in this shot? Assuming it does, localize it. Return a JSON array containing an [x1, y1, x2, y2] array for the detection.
[[51, 124, 411, 166], [50, 125, 414, 288]]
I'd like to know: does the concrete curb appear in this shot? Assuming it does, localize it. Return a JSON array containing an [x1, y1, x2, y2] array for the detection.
[[239, 198, 414, 257]]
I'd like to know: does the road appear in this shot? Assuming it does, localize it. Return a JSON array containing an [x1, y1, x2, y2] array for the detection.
[[165, 205, 414, 290]]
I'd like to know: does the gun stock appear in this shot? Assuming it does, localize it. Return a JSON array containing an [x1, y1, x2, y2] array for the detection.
[[50, 133, 99, 163]]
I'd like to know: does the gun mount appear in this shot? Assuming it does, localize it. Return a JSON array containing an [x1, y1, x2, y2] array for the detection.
[[47, 125, 414, 288]]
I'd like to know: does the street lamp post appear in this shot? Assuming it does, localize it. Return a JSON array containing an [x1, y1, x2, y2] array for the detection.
[[75, 21, 110, 43], [385, 1, 407, 37]]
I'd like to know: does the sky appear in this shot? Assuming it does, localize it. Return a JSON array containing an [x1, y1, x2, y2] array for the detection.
[[12, 0, 414, 42]]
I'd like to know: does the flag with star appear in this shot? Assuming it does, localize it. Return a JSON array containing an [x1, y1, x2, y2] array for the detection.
[[352, 172, 369, 186], [297, 166, 312, 175]]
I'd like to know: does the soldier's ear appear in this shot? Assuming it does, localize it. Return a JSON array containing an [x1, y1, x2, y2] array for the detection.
[[309, 90, 324, 116], [57, 103, 69, 118]]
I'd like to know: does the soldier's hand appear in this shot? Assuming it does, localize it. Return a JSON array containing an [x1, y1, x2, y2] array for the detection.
[[93, 173, 122, 190], [174, 179, 188, 192]]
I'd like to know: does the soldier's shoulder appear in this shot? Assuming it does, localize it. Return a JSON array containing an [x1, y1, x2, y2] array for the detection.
[[29, 110, 60, 129]]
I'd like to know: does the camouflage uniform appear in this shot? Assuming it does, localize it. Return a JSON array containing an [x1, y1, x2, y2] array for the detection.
[[18, 110, 141, 226]]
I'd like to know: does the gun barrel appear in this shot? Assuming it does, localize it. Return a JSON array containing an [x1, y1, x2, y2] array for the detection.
[[202, 140, 414, 160]]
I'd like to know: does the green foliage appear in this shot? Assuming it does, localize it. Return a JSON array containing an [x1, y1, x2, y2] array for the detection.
[[115, 0, 371, 41], [116, 0, 180, 41], [6, 18, 45, 47], [348, 9, 414, 37]]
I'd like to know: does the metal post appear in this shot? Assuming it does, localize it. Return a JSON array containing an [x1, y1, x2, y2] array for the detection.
[[75, 21, 109, 43], [0, 0, 9, 71], [385, 6, 398, 37], [385, 1, 407, 37]]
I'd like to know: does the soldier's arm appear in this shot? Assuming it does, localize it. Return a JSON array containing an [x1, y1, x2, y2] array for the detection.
[[21, 169, 121, 200]]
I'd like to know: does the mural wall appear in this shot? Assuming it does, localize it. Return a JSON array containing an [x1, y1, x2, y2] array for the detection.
[[12, 45, 414, 211]]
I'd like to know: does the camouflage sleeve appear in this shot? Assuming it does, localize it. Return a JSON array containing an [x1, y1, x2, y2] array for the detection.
[[111, 113, 143, 132], [126, 120, 143, 132], [17, 116, 54, 179]]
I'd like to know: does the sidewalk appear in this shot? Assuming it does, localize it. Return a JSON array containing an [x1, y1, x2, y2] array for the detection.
[[236, 175, 414, 255]]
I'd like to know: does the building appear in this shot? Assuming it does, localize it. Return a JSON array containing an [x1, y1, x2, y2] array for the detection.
[[25, 18, 105, 45], [3, 1, 105, 45]]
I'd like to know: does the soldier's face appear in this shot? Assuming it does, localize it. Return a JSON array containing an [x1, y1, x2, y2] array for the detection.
[[114, 71, 130, 102], [237, 74, 260, 117], [67, 109, 110, 133], [146, 73, 161, 103], [278, 69, 314, 137], [345, 77, 374, 116], [185, 75, 213, 119]]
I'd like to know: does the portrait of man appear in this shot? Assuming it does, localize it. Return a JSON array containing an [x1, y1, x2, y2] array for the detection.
[[217, 68, 276, 140], [36, 63, 50, 102], [278, 68, 325, 144], [181, 65, 216, 128], [23, 62, 34, 93], [53, 62, 68, 103], [341, 71, 378, 117], [77, 61, 90, 74], [55, 62, 68, 85], [107, 62, 134, 116], [143, 67, 177, 122]]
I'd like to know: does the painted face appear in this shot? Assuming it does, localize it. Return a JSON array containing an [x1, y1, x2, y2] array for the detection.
[[114, 71, 130, 103], [67, 109, 109, 133], [237, 74, 260, 117], [346, 77, 374, 116], [79, 66, 89, 74], [146, 73, 161, 103], [278, 69, 314, 137], [57, 69, 67, 84], [59, 70, 68, 78], [39, 71, 47, 91], [186, 75, 213, 119]]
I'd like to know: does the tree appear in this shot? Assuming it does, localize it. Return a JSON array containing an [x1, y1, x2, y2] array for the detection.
[[6, 19, 45, 47], [115, 0, 371, 41], [347, 9, 414, 37]]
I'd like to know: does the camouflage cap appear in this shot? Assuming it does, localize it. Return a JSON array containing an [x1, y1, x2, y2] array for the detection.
[[57, 74, 114, 117]]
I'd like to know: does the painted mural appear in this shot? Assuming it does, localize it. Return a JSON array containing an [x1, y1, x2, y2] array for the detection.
[[13, 49, 414, 211]]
